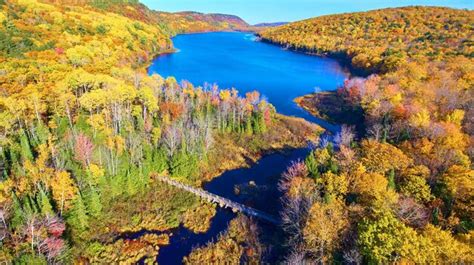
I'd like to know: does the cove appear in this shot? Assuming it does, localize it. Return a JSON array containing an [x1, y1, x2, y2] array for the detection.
[[147, 32, 349, 264]]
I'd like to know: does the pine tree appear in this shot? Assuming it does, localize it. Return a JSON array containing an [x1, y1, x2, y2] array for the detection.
[[152, 147, 168, 173], [169, 151, 186, 178], [252, 115, 261, 134], [37, 188, 54, 216], [23, 195, 38, 216], [305, 152, 320, 179], [85, 188, 102, 218], [11, 193, 25, 229], [245, 117, 253, 135], [126, 170, 138, 196], [19, 130, 33, 162], [67, 195, 89, 232], [387, 168, 396, 190], [30, 121, 49, 147]]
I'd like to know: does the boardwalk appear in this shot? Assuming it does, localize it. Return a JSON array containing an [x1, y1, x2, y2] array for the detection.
[[157, 176, 280, 225]]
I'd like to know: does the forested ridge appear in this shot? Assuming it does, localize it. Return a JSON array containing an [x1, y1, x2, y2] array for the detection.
[[261, 6, 474, 264], [0, 0, 318, 263], [259, 6, 472, 74], [41, 0, 251, 34]]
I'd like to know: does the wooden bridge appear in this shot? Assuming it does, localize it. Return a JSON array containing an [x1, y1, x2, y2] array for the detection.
[[157, 176, 280, 225]]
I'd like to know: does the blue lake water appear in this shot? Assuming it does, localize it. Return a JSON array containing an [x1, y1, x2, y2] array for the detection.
[[148, 32, 348, 132], [147, 32, 349, 264]]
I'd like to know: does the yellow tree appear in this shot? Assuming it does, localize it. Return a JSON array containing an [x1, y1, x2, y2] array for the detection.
[[423, 224, 474, 263], [360, 139, 412, 174], [303, 200, 349, 263], [441, 165, 474, 220], [350, 163, 398, 208], [50, 171, 78, 215]]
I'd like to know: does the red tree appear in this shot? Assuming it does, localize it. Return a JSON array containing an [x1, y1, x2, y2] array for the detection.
[[74, 133, 94, 167]]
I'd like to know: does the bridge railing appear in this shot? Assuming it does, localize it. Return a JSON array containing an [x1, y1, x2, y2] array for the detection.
[[156, 176, 280, 224]]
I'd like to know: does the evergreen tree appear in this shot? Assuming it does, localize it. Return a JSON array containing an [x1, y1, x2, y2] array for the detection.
[[11, 193, 25, 229], [19, 130, 33, 161], [85, 188, 102, 218], [305, 152, 320, 179], [245, 117, 253, 135], [152, 147, 168, 173], [252, 115, 261, 134], [126, 170, 138, 196], [387, 168, 396, 190], [67, 195, 89, 232], [169, 151, 198, 179], [31, 121, 49, 147], [328, 159, 339, 174], [37, 188, 54, 216]]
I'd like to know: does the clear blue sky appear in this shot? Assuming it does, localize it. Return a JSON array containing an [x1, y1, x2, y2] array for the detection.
[[141, 0, 473, 24]]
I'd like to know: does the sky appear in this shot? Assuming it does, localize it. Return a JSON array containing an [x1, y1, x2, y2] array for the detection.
[[142, 0, 473, 24]]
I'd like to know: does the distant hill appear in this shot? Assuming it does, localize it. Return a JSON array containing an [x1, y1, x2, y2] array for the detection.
[[168, 11, 250, 32], [176, 11, 249, 26], [254, 22, 288, 27], [40, 0, 251, 34]]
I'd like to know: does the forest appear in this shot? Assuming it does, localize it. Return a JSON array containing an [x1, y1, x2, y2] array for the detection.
[[0, 0, 321, 263], [1, 0, 473, 264], [261, 6, 473, 264]]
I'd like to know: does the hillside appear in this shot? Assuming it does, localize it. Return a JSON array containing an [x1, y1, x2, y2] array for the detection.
[[156, 11, 250, 34], [254, 22, 288, 28], [260, 6, 472, 73], [41, 0, 251, 34], [0, 0, 316, 263], [260, 6, 474, 264]]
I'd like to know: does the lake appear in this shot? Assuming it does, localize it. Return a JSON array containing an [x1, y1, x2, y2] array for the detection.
[[147, 32, 349, 264], [148, 32, 348, 132]]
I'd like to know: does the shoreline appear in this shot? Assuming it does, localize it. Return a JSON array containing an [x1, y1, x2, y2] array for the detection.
[[256, 34, 371, 78], [294, 91, 366, 136]]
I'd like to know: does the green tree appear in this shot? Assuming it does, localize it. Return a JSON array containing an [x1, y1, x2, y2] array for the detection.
[[67, 195, 89, 233], [305, 151, 320, 179], [37, 188, 54, 216], [399, 175, 432, 203], [19, 130, 33, 162], [85, 188, 102, 218], [358, 213, 435, 264]]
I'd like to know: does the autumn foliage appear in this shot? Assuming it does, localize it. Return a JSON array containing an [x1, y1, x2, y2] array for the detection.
[[0, 0, 266, 263], [268, 6, 474, 264]]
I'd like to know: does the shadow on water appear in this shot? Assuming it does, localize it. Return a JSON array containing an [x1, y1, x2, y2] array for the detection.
[[155, 148, 310, 264]]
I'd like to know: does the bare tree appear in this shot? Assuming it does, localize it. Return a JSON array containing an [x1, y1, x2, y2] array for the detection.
[[0, 206, 9, 242], [367, 123, 384, 141], [285, 248, 307, 265], [133, 72, 143, 89], [280, 196, 313, 248], [336, 145, 356, 171], [127, 133, 144, 166], [343, 249, 363, 265], [319, 134, 331, 149], [162, 124, 181, 157], [335, 125, 355, 147], [203, 121, 214, 151], [23, 214, 41, 254], [395, 196, 430, 228]]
